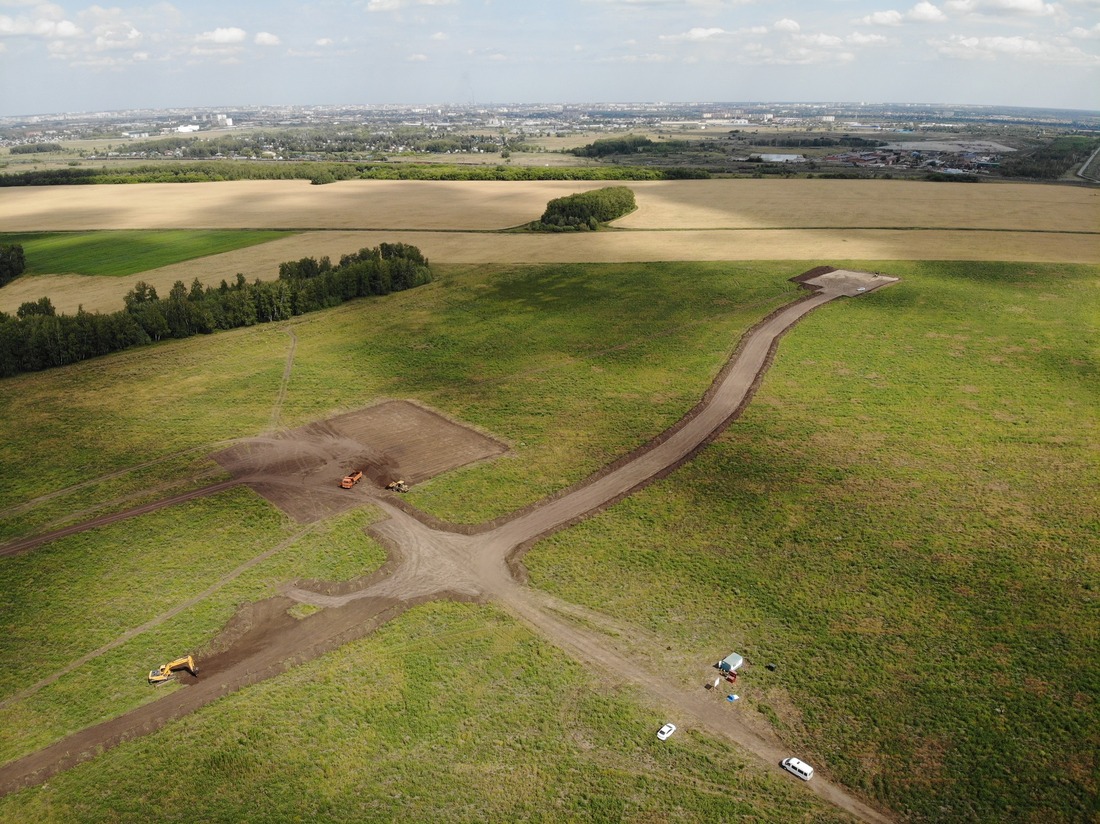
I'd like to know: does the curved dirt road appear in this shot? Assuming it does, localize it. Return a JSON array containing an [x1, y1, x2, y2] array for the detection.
[[1, 269, 897, 822]]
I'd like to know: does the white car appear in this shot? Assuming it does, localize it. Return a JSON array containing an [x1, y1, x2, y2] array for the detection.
[[781, 757, 814, 781], [656, 723, 676, 741]]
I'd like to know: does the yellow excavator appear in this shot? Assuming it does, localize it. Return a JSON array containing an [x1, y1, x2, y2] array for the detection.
[[148, 654, 198, 684], [386, 480, 409, 493]]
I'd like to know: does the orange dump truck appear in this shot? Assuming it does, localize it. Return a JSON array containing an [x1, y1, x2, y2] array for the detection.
[[340, 470, 364, 489]]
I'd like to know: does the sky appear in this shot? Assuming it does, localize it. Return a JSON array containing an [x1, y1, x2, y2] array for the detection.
[[1, 0, 1098, 117]]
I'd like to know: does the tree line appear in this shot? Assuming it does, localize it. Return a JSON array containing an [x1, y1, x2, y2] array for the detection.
[[0, 243, 432, 379], [119, 126, 516, 159], [0, 162, 683, 187]]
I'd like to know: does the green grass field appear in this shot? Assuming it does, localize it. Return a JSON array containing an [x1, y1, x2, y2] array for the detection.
[[0, 601, 850, 823], [0, 230, 294, 277], [526, 260, 1099, 821], [0, 258, 1096, 821]]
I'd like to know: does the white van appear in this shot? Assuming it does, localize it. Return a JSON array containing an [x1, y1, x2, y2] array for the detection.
[[781, 757, 814, 781]]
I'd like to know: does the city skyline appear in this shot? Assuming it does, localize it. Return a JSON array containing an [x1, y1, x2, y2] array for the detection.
[[1, 0, 1098, 117]]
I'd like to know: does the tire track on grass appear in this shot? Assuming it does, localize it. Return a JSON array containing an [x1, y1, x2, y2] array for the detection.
[[0, 480, 241, 558], [268, 326, 297, 433]]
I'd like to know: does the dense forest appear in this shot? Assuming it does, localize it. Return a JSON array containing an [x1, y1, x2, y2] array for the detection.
[[0, 243, 432, 378], [999, 135, 1100, 179]]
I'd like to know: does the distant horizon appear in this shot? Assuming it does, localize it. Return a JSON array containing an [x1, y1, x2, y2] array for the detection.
[[2, 1, 1097, 118], [5, 99, 1099, 123]]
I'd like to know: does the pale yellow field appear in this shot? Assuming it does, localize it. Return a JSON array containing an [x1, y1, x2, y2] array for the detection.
[[1, 179, 1096, 315], [4, 179, 1096, 233]]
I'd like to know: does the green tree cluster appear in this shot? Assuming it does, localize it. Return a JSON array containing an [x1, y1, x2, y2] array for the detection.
[[0, 244, 432, 378], [535, 186, 637, 231], [571, 135, 692, 158], [9, 143, 63, 154], [0, 243, 26, 287]]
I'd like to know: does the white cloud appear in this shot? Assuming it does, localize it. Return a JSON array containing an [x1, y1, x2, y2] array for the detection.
[[407, 52, 427, 60], [931, 32, 1100, 61], [1068, 22, 1100, 37], [659, 26, 727, 41], [847, 31, 890, 44], [859, 9, 905, 24], [254, 31, 280, 46], [197, 27, 247, 44], [367, 0, 457, 11], [908, 2, 949, 21], [858, 2, 947, 25], [944, 0, 1059, 16], [430, 31, 448, 40], [315, 37, 333, 46], [773, 18, 801, 32], [0, 12, 80, 38], [769, 45, 855, 64], [597, 51, 670, 62], [796, 32, 844, 47], [93, 25, 141, 51]]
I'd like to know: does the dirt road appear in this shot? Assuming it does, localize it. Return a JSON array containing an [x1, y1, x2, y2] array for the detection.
[[0, 268, 897, 822]]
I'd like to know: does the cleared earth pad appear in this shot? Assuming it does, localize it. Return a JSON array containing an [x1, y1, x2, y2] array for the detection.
[[212, 400, 507, 523]]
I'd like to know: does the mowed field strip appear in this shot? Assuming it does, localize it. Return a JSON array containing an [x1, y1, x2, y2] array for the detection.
[[0, 179, 1096, 315]]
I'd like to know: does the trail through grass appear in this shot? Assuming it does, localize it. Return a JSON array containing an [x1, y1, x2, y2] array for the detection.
[[1, 259, 1095, 821], [525, 260, 1100, 822]]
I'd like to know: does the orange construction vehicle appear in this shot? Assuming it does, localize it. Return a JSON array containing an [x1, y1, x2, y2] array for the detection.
[[148, 654, 197, 684], [340, 470, 364, 489]]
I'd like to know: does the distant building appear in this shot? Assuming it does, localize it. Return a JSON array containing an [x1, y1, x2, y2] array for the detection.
[[177, 124, 200, 133]]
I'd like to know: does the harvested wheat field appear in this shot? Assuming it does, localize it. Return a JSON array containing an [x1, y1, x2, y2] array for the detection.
[[0, 178, 1096, 315], [0, 180, 611, 232], [2, 179, 1096, 233], [617, 179, 1100, 232]]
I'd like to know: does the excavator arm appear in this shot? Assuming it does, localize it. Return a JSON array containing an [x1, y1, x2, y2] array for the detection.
[[148, 655, 197, 684]]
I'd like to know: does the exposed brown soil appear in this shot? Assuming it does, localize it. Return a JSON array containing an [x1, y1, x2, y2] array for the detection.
[[0, 269, 898, 823], [212, 400, 508, 523]]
